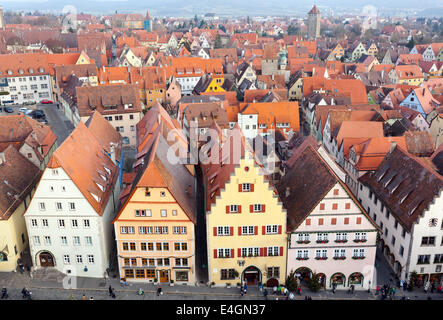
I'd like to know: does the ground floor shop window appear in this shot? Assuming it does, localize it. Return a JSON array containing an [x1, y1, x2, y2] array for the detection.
[[125, 269, 134, 279], [136, 269, 145, 278], [146, 269, 155, 278], [221, 269, 235, 280], [267, 267, 280, 278], [349, 272, 363, 285], [176, 271, 189, 282]]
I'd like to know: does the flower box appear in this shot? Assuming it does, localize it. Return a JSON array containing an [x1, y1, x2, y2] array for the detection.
[[316, 240, 329, 244], [333, 256, 346, 260], [315, 257, 328, 260], [296, 257, 309, 260], [352, 256, 366, 260], [334, 240, 348, 243], [297, 240, 311, 244], [353, 239, 367, 243]]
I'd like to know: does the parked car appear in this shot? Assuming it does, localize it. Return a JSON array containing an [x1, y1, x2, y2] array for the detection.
[[2, 100, 14, 106], [30, 109, 45, 119], [37, 118, 48, 125], [4, 107, 13, 113], [19, 107, 30, 114], [40, 99, 53, 104], [23, 101, 36, 106]]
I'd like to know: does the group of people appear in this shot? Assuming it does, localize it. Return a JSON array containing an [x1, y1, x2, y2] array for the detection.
[[423, 281, 442, 294], [108, 286, 116, 299], [376, 284, 397, 300], [21, 287, 32, 300], [1, 287, 8, 299]]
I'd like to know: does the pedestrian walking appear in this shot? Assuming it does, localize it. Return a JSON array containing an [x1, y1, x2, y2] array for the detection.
[[273, 286, 277, 295], [81, 294, 87, 300], [111, 288, 116, 299], [21, 287, 28, 299], [90, 297, 94, 300], [156, 286, 162, 296], [1, 287, 8, 299], [244, 283, 247, 294], [289, 292, 294, 300], [277, 284, 282, 295], [283, 287, 288, 296], [263, 288, 268, 300], [424, 281, 430, 294], [431, 282, 435, 293], [332, 283, 337, 294], [108, 285, 113, 296], [240, 285, 244, 296]]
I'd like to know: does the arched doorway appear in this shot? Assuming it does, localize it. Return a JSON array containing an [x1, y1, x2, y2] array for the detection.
[[348, 272, 364, 286], [266, 278, 279, 288], [317, 273, 326, 288], [242, 266, 261, 285], [330, 273, 346, 287], [295, 267, 312, 284], [38, 251, 55, 267]]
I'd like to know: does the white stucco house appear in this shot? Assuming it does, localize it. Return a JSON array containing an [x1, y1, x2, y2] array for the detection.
[[358, 146, 443, 285], [24, 116, 122, 278]]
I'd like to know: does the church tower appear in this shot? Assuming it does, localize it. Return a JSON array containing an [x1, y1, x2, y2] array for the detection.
[[307, 5, 321, 39], [144, 10, 152, 32]]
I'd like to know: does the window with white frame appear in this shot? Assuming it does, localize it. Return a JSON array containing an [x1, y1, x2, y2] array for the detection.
[[31, 219, 38, 227], [334, 249, 346, 258], [127, 227, 135, 234], [266, 225, 278, 234], [87, 255, 95, 264], [69, 202, 75, 211], [121, 226, 128, 234], [42, 219, 48, 227], [355, 232, 367, 241], [217, 226, 231, 236], [83, 220, 90, 228], [58, 219, 65, 228], [297, 233, 310, 242], [268, 246, 280, 256], [217, 248, 232, 258], [44, 236, 51, 245], [242, 183, 251, 192], [296, 249, 309, 259], [85, 236, 92, 246], [76, 255, 83, 264], [253, 204, 263, 212], [229, 205, 238, 213], [242, 226, 255, 235], [61, 236, 67, 246], [317, 233, 329, 241], [73, 236, 80, 246], [72, 220, 78, 228], [241, 247, 260, 257], [33, 236, 40, 246], [63, 255, 70, 264], [39, 202, 46, 211], [336, 233, 348, 241], [180, 227, 187, 234], [56, 202, 62, 211], [161, 209, 167, 217]]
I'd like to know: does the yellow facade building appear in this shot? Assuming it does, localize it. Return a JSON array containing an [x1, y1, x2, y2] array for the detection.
[[203, 128, 287, 287], [113, 110, 196, 284]]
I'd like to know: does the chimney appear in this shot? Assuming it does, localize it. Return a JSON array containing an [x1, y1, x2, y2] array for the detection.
[[0, 152, 5, 165], [389, 141, 397, 154], [285, 187, 290, 198]]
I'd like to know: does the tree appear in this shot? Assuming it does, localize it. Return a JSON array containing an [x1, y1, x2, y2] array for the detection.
[[287, 24, 300, 36], [406, 37, 415, 50], [214, 34, 222, 49], [285, 271, 298, 292], [308, 273, 322, 292], [408, 271, 418, 291], [218, 25, 226, 33]]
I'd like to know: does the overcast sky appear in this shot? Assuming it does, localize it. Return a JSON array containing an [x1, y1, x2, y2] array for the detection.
[[0, 0, 441, 16]]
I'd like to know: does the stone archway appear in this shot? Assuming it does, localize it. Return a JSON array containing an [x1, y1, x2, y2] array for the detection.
[[242, 265, 261, 286], [37, 251, 55, 267], [348, 272, 364, 286], [295, 267, 312, 284], [317, 273, 327, 288], [330, 272, 346, 287]]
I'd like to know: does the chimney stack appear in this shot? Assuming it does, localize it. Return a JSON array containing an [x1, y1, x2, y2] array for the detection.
[[110, 143, 116, 164], [285, 187, 290, 198], [0, 152, 5, 165]]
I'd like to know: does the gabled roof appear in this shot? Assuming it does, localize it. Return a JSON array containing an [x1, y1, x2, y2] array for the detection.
[[47, 122, 119, 216], [0, 145, 42, 220], [359, 146, 443, 232]]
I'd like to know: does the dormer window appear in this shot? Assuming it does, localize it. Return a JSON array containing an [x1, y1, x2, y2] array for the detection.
[[29, 68, 34, 74], [7, 70, 12, 75], [19, 69, 24, 74], [39, 68, 44, 73]]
